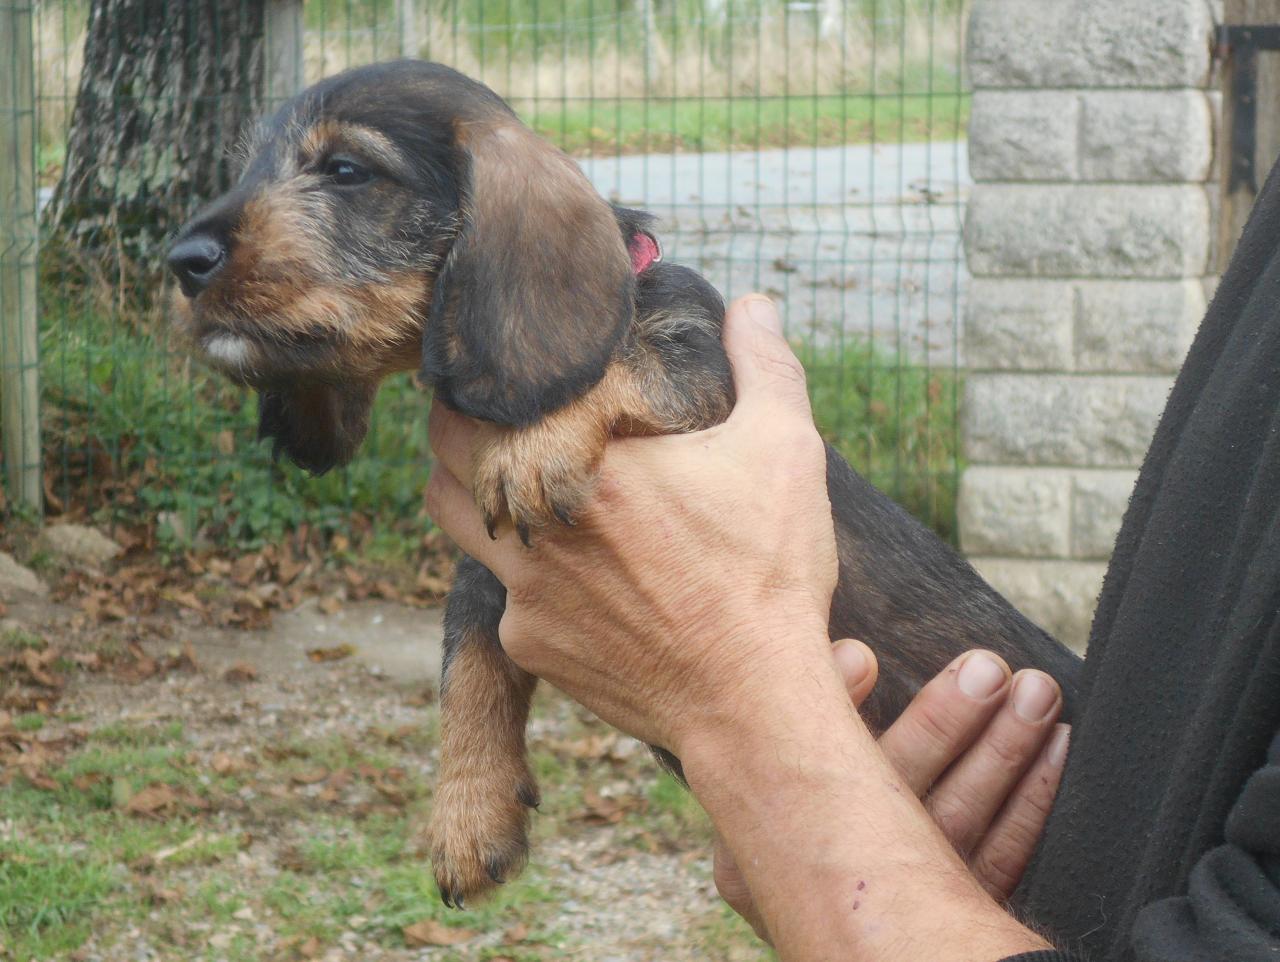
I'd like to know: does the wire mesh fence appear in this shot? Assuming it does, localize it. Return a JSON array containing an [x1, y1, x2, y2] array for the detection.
[[5, 0, 968, 551]]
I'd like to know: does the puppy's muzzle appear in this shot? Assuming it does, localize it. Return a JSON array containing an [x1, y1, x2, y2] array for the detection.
[[167, 234, 228, 298]]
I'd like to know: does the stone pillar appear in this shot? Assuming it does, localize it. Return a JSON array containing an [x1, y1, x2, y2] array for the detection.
[[961, 0, 1218, 650]]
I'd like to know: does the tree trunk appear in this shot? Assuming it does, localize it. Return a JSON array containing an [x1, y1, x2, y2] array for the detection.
[[46, 0, 269, 287]]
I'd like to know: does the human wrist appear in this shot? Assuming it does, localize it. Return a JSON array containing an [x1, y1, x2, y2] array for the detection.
[[679, 643, 1051, 962], [668, 619, 839, 763]]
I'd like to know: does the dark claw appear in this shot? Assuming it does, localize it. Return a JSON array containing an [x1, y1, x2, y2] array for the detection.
[[454, 894, 465, 910], [486, 857, 507, 885], [552, 504, 576, 527], [439, 885, 454, 909], [516, 783, 541, 809], [517, 522, 532, 548], [485, 514, 498, 540]]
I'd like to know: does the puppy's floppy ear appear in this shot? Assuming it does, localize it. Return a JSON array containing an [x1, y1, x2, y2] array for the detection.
[[257, 382, 378, 475], [422, 121, 634, 427]]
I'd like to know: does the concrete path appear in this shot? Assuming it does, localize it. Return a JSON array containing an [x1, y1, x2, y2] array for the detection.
[[579, 141, 971, 362], [186, 599, 445, 685]]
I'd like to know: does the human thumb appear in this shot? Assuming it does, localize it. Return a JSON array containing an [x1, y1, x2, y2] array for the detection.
[[722, 295, 814, 422], [831, 639, 879, 707]]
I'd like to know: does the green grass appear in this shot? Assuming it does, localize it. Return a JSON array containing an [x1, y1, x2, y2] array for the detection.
[[0, 628, 47, 652], [526, 91, 969, 156], [0, 708, 771, 959], [303, 0, 967, 44], [13, 714, 46, 733], [88, 720, 185, 747], [801, 340, 961, 542], [40, 295, 434, 550], [0, 840, 118, 961], [0, 728, 230, 961], [375, 861, 562, 950], [36, 294, 959, 550]]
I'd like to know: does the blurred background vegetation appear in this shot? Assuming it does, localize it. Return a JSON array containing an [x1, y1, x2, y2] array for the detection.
[[14, 0, 968, 560]]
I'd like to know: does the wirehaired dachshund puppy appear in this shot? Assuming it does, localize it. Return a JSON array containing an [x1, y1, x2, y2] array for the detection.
[[168, 60, 1084, 908]]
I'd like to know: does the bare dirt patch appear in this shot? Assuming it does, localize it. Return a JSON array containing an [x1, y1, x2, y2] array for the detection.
[[0, 584, 765, 961]]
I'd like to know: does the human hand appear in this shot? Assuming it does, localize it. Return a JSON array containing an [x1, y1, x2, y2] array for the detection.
[[424, 294, 842, 755], [713, 642, 1070, 943], [427, 296, 1055, 962]]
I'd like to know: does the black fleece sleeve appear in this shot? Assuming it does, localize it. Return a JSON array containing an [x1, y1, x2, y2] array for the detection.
[[1126, 729, 1280, 961]]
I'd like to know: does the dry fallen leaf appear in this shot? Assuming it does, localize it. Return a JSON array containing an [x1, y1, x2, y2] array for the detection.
[[290, 767, 329, 785], [161, 589, 205, 612], [116, 643, 159, 683], [306, 644, 355, 663], [210, 752, 252, 776], [223, 662, 258, 684], [403, 919, 476, 947], [123, 783, 177, 816], [25, 773, 58, 792], [572, 787, 641, 825], [317, 595, 343, 615], [231, 554, 260, 587], [144, 878, 182, 904], [276, 548, 306, 586], [21, 648, 63, 688]]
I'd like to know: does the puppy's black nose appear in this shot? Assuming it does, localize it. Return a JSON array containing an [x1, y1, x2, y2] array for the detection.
[[167, 235, 227, 297]]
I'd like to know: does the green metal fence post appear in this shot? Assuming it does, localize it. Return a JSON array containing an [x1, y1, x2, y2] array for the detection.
[[266, 0, 304, 109], [0, 0, 41, 512], [398, 0, 421, 59]]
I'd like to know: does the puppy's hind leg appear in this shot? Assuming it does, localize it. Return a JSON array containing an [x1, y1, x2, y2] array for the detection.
[[426, 556, 539, 906]]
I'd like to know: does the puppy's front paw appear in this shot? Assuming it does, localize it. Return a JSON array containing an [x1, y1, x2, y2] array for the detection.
[[472, 426, 603, 545], [426, 762, 541, 907]]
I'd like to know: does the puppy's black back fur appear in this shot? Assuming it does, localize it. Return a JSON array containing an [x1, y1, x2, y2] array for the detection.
[[608, 206, 1082, 730], [442, 211, 1082, 802]]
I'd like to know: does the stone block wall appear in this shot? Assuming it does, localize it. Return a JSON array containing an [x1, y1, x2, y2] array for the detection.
[[961, 0, 1218, 650]]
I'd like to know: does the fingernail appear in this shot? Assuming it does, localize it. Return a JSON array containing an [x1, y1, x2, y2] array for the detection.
[[1047, 725, 1071, 767], [745, 296, 782, 335], [1012, 672, 1058, 722], [832, 639, 869, 683], [956, 651, 1006, 699]]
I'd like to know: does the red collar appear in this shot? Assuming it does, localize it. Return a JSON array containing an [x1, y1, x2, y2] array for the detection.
[[628, 231, 661, 275]]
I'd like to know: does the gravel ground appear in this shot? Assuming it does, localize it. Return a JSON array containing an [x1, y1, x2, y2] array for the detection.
[[1, 591, 765, 962]]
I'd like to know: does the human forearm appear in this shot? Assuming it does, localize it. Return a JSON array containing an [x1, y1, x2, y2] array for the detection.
[[424, 296, 1060, 959], [682, 636, 1052, 962]]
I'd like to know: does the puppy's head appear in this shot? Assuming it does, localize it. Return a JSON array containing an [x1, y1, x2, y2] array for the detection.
[[167, 60, 634, 473]]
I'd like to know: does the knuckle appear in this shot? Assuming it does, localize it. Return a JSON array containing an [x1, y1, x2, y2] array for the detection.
[[971, 849, 1022, 901], [786, 426, 826, 463], [423, 472, 446, 521], [980, 728, 1038, 772], [497, 608, 532, 659], [904, 698, 970, 755], [754, 343, 809, 388], [927, 788, 984, 848], [1010, 777, 1058, 826], [713, 864, 753, 915]]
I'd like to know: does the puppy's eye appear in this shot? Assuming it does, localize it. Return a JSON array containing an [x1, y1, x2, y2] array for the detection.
[[322, 157, 372, 187]]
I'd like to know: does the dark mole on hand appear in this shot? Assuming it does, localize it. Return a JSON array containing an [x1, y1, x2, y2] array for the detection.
[[853, 900, 861, 910], [857, 880, 866, 891]]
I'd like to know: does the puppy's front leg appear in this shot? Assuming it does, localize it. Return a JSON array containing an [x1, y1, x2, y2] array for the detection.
[[426, 556, 540, 906], [472, 365, 653, 544], [472, 413, 607, 546]]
